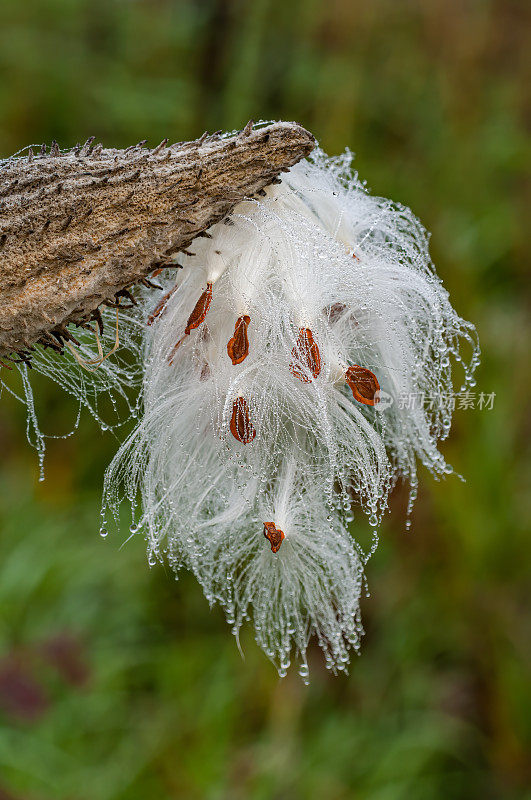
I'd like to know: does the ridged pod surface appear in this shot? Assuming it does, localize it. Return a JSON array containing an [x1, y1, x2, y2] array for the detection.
[[0, 121, 315, 356]]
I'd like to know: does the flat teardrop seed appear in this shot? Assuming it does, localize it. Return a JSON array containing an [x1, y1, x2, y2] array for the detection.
[[168, 282, 214, 363], [227, 315, 251, 364], [184, 282, 213, 335], [345, 365, 380, 405], [289, 327, 321, 382], [147, 284, 178, 325], [263, 522, 285, 553], [229, 397, 256, 444]]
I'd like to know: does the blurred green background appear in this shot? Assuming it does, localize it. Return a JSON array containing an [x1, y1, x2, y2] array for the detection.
[[0, 0, 529, 798]]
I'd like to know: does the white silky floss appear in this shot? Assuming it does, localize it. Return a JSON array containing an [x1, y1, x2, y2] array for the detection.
[[103, 147, 479, 679]]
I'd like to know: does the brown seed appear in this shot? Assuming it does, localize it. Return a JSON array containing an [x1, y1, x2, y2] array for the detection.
[[289, 327, 321, 382], [227, 315, 251, 365], [184, 282, 213, 335], [263, 522, 285, 553], [326, 302, 347, 324], [199, 362, 211, 381], [167, 283, 214, 363], [229, 397, 256, 444], [168, 337, 184, 363], [147, 284, 178, 325], [345, 365, 380, 405]]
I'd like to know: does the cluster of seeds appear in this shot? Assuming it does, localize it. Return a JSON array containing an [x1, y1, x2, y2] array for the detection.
[[103, 148, 479, 677]]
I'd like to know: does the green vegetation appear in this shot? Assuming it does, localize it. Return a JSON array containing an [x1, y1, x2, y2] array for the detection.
[[0, 1, 529, 797]]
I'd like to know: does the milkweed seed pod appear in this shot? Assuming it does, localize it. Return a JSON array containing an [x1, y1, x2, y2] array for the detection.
[[0, 122, 315, 472], [104, 146, 479, 677]]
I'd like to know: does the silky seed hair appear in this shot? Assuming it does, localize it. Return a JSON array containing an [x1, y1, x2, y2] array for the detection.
[[1, 308, 143, 479], [103, 146, 479, 676]]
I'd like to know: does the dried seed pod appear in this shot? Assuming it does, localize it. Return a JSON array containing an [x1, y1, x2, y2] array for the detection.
[[103, 143, 480, 679], [0, 121, 315, 356]]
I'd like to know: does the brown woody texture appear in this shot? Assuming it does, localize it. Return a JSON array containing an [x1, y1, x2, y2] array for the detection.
[[0, 121, 315, 357]]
